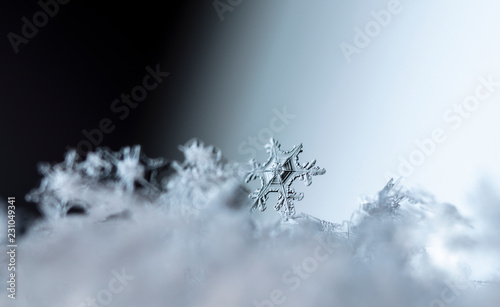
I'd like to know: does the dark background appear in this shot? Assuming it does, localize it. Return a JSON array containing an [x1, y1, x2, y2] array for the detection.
[[0, 0, 224, 230]]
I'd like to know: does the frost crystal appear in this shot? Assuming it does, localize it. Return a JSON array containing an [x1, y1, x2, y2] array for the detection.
[[26, 146, 168, 219], [245, 138, 326, 218], [161, 139, 241, 221], [12, 138, 499, 307], [103, 145, 167, 194], [359, 178, 406, 216]]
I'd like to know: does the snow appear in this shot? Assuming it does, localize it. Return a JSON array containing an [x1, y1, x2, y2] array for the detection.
[[1, 139, 499, 306]]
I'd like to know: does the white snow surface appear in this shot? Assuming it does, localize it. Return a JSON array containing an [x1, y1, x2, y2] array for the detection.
[[1, 140, 499, 307]]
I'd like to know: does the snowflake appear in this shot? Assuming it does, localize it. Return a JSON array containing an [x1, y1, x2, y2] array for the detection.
[[358, 178, 406, 217], [103, 145, 167, 194], [26, 146, 168, 219], [163, 139, 240, 222], [176, 139, 222, 172], [245, 138, 326, 219]]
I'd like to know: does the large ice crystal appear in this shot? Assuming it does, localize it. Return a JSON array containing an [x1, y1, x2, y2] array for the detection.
[[245, 138, 326, 219]]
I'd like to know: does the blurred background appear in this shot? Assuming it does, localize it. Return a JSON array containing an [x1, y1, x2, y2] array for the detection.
[[2, 0, 500, 229]]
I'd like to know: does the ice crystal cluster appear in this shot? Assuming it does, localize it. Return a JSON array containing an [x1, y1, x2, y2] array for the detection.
[[26, 145, 168, 220], [1, 139, 500, 307]]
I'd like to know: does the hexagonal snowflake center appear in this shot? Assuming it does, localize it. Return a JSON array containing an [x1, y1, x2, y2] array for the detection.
[[271, 160, 293, 183]]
